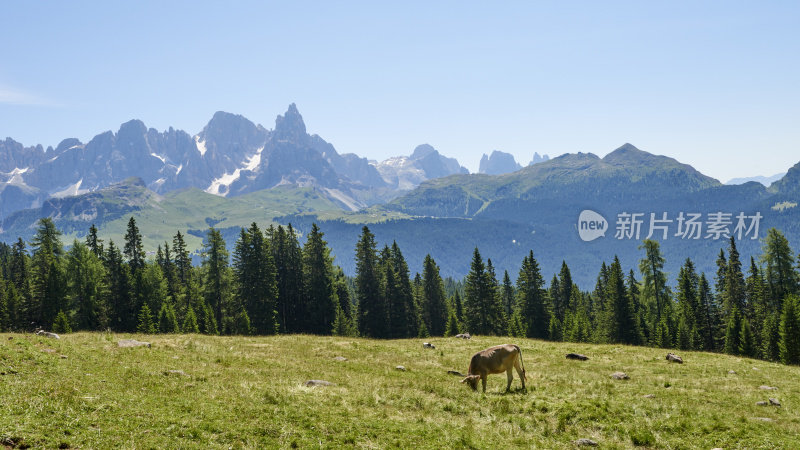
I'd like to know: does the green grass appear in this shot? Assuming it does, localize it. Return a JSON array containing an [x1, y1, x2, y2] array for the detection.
[[2, 333, 798, 449]]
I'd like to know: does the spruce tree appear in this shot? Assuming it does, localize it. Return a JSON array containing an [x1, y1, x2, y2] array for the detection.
[[463, 249, 504, 336], [123, 217, 145, 273], [761, 228, 798, 307], [233, 224, 278, 335], [516, 251, 548, 339], [104, 240, 133, 331], [66, 241, 108, 331], [723, 306, 743, 355], [355, 226, 385, 338], [422, 254, 448, 336], [52, 310, 72, 334], [201, 228, 233, 332], [739, 318, 755, 357], [182, 306, 199, 333], [86, 224, 104, 257], [761, 314, 781, 361], [696, 273, 722, 351], [137, 303, 156, 334], [638, 240, 669, 335], [603, 256, 639, 345], [779, 296, 800, 365], [30, 218, 66, 329], [158, 303, 179, 333], [271, 225, 305, 334], [723, 237, 747, 317], [302, 223, 337, 335]]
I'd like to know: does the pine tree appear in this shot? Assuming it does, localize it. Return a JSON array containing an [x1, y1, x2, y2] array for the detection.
[[355, 226, 385, 338], [421, 254, 448, 336], [500, 270, 514, 317], [52, 310, 72, 334], [779, 296, 800, 365], [137, 303, 156, 334], [516, 250, 548, 339], [302, 223, 337, 335]]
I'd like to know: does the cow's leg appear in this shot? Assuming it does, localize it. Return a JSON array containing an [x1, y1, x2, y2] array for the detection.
[[481, 375, 487, 393], [514, 357, 526, 391], [506, 368, 513, 392]]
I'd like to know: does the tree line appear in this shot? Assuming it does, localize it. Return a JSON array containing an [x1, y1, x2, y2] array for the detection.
[[1, 218, 800, 366]]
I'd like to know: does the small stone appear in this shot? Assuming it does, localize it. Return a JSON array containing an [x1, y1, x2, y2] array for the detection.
[[610, 372, 629, 380], [752, 367, 760, 371], [573, 438, 598, 446], [756, 401, 769, 406], [423, 342, 436, 349], [42, 348, 56, 353], [333, 356, 348, 362], [753, 417, 774, 422], [666, 353, 683, 363], [728, 370, 736, 374], [566, 353, 589, 361], [60, 355, 68, 359], [454, 333, 471, 339], [163, 370, 189, 377], [643, 394, 655, 399], [118, 339, 151, 348], [304, 380, 335, 387], [395, 365, 406, 371], [769, 398, 781, 406], [759, 385, 778, 390]]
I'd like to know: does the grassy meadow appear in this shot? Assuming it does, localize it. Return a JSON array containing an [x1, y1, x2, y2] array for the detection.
[[1, 333, 799, 449]]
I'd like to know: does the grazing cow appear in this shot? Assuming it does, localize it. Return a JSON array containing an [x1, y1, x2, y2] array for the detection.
[[461, 344, 526, 393]]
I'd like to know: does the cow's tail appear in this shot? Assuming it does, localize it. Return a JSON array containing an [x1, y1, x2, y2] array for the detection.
[[516, 344, 526, 381]]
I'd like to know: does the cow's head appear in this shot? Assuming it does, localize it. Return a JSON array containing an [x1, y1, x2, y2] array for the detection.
[[460, 375, 480, 391]]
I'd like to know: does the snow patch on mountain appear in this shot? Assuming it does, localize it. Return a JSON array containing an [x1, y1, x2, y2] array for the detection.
[[51, 179, 89, 198], [195, 136, 208, 156], [205, 146, 264, 196]]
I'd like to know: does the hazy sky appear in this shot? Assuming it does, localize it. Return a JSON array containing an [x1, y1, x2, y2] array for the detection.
[[1, 1, 798, 181]]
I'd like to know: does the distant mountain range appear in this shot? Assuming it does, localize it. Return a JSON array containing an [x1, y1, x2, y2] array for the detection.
[[0, 104, 469, 218], [726, 172, 786, 187], [2, 107, 800, 287]]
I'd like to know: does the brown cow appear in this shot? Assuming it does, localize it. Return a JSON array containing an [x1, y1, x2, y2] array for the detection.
[[461, 344, 526, 393]]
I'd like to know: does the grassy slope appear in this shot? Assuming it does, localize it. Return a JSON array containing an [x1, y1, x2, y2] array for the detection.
[[1, 334, 798, 449], [95, 186, 345, 251]]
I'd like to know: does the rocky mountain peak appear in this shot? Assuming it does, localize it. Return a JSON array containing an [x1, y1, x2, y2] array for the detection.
[[479, 150, 522, 175], [273, 103, 307, 143]]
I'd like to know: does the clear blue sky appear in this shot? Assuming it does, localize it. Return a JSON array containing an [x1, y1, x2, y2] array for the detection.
[[1, 1, 798, 180]]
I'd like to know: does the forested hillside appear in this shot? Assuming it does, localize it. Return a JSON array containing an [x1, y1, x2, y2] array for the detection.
[[2, 218, 800, 369]]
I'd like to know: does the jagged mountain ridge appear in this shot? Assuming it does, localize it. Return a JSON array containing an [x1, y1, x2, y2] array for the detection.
[[0, 105, 470, 217]]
